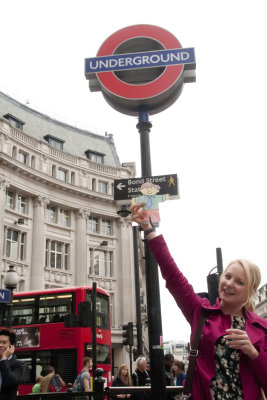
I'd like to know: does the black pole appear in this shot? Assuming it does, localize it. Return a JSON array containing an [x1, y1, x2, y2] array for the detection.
[[5, 288, 14, 328], [133, 226, 143, 356], [92, 282, 97, 380], [136, 111, 166, 400], [129, 345, 133, 376], [216, 248, 223, 276], [207, 248, 224, 305]]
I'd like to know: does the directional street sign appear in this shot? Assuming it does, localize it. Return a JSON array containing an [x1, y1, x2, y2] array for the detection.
[[0, 289, 11, 303], [114, 174, 179, 201]]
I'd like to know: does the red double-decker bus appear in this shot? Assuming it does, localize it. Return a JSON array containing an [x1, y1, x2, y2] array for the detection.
[[1, 286, 112, 395]]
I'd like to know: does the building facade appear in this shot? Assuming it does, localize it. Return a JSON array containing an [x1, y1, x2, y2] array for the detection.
[[255, 283, 267, 320], [0, 90, 148, 371]]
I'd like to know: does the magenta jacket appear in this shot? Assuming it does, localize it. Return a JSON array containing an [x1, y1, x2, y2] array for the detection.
[[148, 235, 267, 400]]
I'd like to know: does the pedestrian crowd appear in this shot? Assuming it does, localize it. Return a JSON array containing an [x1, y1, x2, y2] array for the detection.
[[111, 355, 186, 400]]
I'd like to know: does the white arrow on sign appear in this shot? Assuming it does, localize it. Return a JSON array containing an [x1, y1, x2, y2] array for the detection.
[[116, 183, 126, 191]]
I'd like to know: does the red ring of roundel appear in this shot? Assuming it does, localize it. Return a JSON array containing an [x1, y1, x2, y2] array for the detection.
[[96, 24, 183, 100]]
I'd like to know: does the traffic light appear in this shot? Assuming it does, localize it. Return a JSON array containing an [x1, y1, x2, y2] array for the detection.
[[122, 322, 133, 346]]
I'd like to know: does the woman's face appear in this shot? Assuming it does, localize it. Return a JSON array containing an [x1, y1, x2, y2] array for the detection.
[[219, 262, 248, 312], [121, 367, 128, 376], [172, 364, 178, 373]]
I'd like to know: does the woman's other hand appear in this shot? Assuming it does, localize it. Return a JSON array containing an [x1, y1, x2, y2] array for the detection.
[[225, 328, 259, 359], [131, 203, 150, 230]]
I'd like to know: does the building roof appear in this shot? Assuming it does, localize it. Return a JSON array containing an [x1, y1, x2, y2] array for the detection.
[[0, 90, 121, 167]]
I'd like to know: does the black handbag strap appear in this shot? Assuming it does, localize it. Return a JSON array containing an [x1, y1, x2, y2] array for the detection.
[[183, 309, 209, 395]]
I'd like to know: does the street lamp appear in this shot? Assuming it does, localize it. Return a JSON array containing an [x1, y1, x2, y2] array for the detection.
[[117, 205, 131, 218], [4, 265, 19, 327]]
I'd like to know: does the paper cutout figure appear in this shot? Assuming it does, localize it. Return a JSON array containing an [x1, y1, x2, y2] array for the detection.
[[131, 182, 169, 227]]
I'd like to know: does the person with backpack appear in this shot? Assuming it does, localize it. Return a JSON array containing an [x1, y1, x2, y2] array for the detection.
[[73, 357, 93, 399], [39, 366, 65, 393]]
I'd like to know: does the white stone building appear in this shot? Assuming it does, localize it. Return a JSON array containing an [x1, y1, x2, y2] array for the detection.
[[0, 90, 148, 371], [255, 283, 267, 320]]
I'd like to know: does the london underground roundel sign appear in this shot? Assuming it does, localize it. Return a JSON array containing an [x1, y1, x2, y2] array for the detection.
[[85, 25, 196, 116]]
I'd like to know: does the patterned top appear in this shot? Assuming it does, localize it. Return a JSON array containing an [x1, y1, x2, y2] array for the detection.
[[210, 316, 245, 400]]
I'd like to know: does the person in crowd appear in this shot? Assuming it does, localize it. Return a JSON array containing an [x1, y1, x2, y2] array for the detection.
[[131, 203, 267, 400], [111, 363, 132, 398], [39, 365, 65, 392], [0, 328, 25, 400], [164, 353, 175, 386], [172, 360, 186, 387], [32, 375, 43, 393], [132, 356, 150, 400], [73, 357, 93, 399], [164, 354, 175, 400]]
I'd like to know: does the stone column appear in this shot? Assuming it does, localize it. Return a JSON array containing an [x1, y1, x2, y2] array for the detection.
[[75, 209, 88, 286], [30, 196, 47, 289], [0, 178, 9, 270], [116, 218, 135, 322]]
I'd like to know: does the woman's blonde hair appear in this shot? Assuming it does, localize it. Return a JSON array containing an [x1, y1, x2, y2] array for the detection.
[[222, 259, 261, 311], [118, 363, 132, 386]]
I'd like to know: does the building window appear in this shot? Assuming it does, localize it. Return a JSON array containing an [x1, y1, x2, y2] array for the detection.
[[101, 219, 112, 235], [6, 191, 27, 214], [46, 240, 69, 270], [46, 205, 56, 224], [18, 151, 27, 164], [88, 217, 99, 233], [85, 150, 105, 164], [51, 241, 62, 269], [3, 114, 25, 130], [46, 205, 71, 227], [71, 172, 75, 185], [89, 249, 113, 277], [17, 195, 26, 214], [58, 168, 67, 182], [91, 178, 96, 191], [12, 146, 17, 158], [59, 209, 70, 227], [6, 191, 14, 209], [44, 135, 64, 150], [6, 228, 25, 261], [31, 156, 36, 168], [65, 244, 70, 270], [52, 165, 56, 178], [20, 233, 25, 260], [106, 252, 113, 276], [98, 181, 108, 194], [92, 250, 105, 276]]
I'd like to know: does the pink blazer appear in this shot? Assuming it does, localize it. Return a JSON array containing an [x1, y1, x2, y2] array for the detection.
[[148, 235, 267, 400]]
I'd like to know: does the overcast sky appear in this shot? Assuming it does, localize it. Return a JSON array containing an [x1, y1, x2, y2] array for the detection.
[[1, 0, 267, 342]]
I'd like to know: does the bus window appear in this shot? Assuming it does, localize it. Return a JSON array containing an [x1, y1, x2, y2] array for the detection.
[[16, 349, 77, 385], [38, 293, 73, 323], [12, 297, 37, 325], [36, 350, 53, 376], [85, 343, 111, 364], [17, 352, 34, 383], [86, 292, 110, 329], [10, 293, 73, 325]]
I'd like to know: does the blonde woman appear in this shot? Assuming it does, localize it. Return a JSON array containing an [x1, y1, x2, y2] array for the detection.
[[111, 364, 133, 398], [131, 203, 267, 400]]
